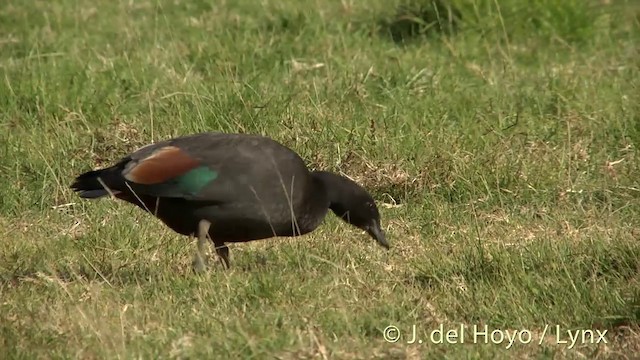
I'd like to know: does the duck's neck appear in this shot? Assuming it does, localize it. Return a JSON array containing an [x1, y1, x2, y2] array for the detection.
[[310, 171, 344, 210]]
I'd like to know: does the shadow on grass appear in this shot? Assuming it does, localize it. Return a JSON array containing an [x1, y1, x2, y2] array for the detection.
[[1, 250, 276, 290], [378, 0, 462, 44]]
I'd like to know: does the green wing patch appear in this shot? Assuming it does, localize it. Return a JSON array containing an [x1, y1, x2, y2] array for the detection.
[[173, 166, 219, 195]]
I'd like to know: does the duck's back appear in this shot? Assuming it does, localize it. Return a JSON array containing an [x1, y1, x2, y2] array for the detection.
[[166, 133, 309, 200]]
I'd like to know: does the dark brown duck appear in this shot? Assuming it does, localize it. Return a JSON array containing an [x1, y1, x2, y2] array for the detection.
[[71, 132, 389, 271]]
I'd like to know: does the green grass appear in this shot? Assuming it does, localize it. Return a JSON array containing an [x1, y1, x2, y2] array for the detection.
[[1, 0, 640, 358]]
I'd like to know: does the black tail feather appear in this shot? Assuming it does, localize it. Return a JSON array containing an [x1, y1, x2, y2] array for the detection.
[[71, 169, 114, 199]]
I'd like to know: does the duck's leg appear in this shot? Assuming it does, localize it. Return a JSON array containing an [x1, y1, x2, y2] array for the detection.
[[214, 242, 230, 269], [192, 219, 211, 273]]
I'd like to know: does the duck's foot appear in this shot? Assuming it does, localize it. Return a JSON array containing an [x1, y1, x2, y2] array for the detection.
[[192, 252, 208, 273], [214, 243, 230, 269]]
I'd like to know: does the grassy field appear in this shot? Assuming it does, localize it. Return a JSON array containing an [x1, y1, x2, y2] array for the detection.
[[1, 0, 640, 358]]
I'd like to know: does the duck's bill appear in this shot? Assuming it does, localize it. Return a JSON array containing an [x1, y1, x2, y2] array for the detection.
[[367, 224, 390, 249]]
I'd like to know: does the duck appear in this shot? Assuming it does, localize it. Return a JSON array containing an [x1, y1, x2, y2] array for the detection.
[[71, 132, 389, 271]]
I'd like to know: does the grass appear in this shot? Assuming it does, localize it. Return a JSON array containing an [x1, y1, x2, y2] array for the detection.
[[1, 0, 639, 358]]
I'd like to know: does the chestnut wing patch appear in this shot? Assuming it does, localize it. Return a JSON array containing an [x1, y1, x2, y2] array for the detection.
[[124, 146, 218, 197]]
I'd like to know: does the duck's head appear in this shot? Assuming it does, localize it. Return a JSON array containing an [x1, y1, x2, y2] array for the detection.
[[312, 171, 389, 249]]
